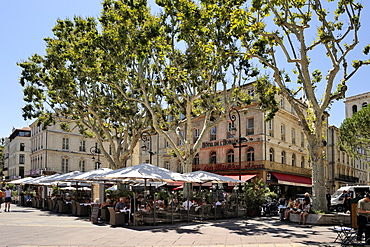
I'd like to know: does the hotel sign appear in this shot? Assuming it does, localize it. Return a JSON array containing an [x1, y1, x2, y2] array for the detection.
[[202, 138, 247, 148]]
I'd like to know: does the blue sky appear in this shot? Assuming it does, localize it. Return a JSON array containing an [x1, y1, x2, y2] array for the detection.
[[0, 0, 369, 139]]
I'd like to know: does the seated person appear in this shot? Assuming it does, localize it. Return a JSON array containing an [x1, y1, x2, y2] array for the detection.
[[115, 197, 128, 211], [100, 199, 112, 209], [213, 198, 222, 208], [299, 198, 311, 225], [284, 197, 294, 220], [182, 199, 193, 210], [292, 199, 301, 214]]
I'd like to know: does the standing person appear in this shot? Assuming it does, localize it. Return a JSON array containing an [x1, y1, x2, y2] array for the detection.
[[4, 187, 12, 212], [0, 189, 3, 212], [278, 195, 286, 221], [357, 193, 370, 244], [343, 190, 353, 213], [326, 189, 331, 211]]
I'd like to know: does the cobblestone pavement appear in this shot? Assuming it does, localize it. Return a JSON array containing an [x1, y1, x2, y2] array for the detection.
[[0, 205, 343, 247]]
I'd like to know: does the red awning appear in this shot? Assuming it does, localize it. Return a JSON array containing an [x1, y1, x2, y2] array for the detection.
[[271, 172, 312, 187], [224, 174, 257, 182]]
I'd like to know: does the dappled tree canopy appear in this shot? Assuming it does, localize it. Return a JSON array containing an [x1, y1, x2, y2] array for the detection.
[[339, 106, 370, 161], [223, 0, 369, 211], [18, 13, 149, 169]]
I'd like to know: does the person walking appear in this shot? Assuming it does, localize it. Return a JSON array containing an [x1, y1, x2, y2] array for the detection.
[[326, 189, 331, 211], [4, 187, 12, 212], [0, 189, 3, 212]]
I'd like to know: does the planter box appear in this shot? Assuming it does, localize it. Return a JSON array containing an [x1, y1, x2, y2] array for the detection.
[[289, 213, 351, 225]]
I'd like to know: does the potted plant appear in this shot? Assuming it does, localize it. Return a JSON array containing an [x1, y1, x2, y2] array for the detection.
[[242, 179, 271, 216]]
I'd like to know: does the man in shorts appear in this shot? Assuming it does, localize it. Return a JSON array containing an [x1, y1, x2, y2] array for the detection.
[[0, 189, 3, 212], [4, 187, 12, 212]]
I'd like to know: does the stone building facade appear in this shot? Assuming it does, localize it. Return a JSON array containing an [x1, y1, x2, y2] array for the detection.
[[3, 127, 32, 180], [139, 86, 314, 196], [327, 125, 368, 190], [27, 118, 110, 176]]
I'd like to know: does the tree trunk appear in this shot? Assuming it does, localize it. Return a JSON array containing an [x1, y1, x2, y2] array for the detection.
[[309, 143, 327, 212]]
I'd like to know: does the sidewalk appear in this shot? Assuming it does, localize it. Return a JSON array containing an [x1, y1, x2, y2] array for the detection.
[[0, 205, 342, 247]]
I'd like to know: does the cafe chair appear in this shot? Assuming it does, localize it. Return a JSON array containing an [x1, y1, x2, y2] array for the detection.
[[71, 201, 78, 216], [57, 201, 70, 214], [332, 219, 356, 245], [108, 207, 125, 227], [76, 203, 89, 216]]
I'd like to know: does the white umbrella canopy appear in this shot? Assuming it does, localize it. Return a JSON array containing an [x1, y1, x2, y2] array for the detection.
[[12, 174, 62, 185], [66, 168, 113, 182], [184, 170, 243, 183], [41, 171, 82, 183], [100, 163, 189, 182], [11, 177, 37, 184]]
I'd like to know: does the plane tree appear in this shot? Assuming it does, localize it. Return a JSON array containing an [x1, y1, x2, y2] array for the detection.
[[99, 0, 258, 181], [18, 16, 149, 169], [339, 106, 370, 161], [227, 0, 370, 211]]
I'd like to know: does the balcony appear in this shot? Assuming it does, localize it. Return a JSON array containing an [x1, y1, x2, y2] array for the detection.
[[336, 174, 359, 183], [193, 161, 265, 173]]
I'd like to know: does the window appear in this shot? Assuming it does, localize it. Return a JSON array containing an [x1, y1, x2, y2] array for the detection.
[[227, 149, 234, 163], [300, 132, 305, 147], [269, 148, 274, 162], [210, 151, 217, 164], [109, 145, 112, 155], [268, 120, 274, 137], [246, 147, 255, 161], [210, 127, 217, 141], [79, 160, 85, 172], [193, 153, 199, 165], [362, 102, 368, 108], [247, 118, 254, 135], [280, 98, 285, 109], [20, 143, 25, 151], [165, 141, 170, 148], [292, 154, 296, 166], [352, 104, 358, 114], [165, 162, 170, 170], [291, 128, 296, 145], [291, 105, 295, 114], [248, 89, 255, 97], [194, 128, 199, 143], [281, 151, 286, 164], [19, 154, 25, 164], [301, 156, 305, 168], [178, 131, 184, 146], [79, 140, 86, 152], [62, 158, 69, 173], [19, 166, 24, 178], [228, 122, 235, 134], [94, 161, 101, 170], [178, 163, 183, 173], [62, 138, 69, 150], [281, 124, 285, 141]]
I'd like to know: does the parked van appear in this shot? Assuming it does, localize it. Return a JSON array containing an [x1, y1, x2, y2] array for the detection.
[[330, 185, 370, 212]]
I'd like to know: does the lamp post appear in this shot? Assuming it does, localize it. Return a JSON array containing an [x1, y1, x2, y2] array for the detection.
[[90, 143, 101, 169], [141, 131, 155, 164], [229, 107, 242, 181]]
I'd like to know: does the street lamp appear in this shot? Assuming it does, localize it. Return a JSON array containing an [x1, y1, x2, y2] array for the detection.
[[90, 143, 101, 169], [228, 107, 248, 181], [141, 131, 155, 164]]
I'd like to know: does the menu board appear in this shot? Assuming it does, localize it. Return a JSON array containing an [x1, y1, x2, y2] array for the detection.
[[90, 203, 100, 224]]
